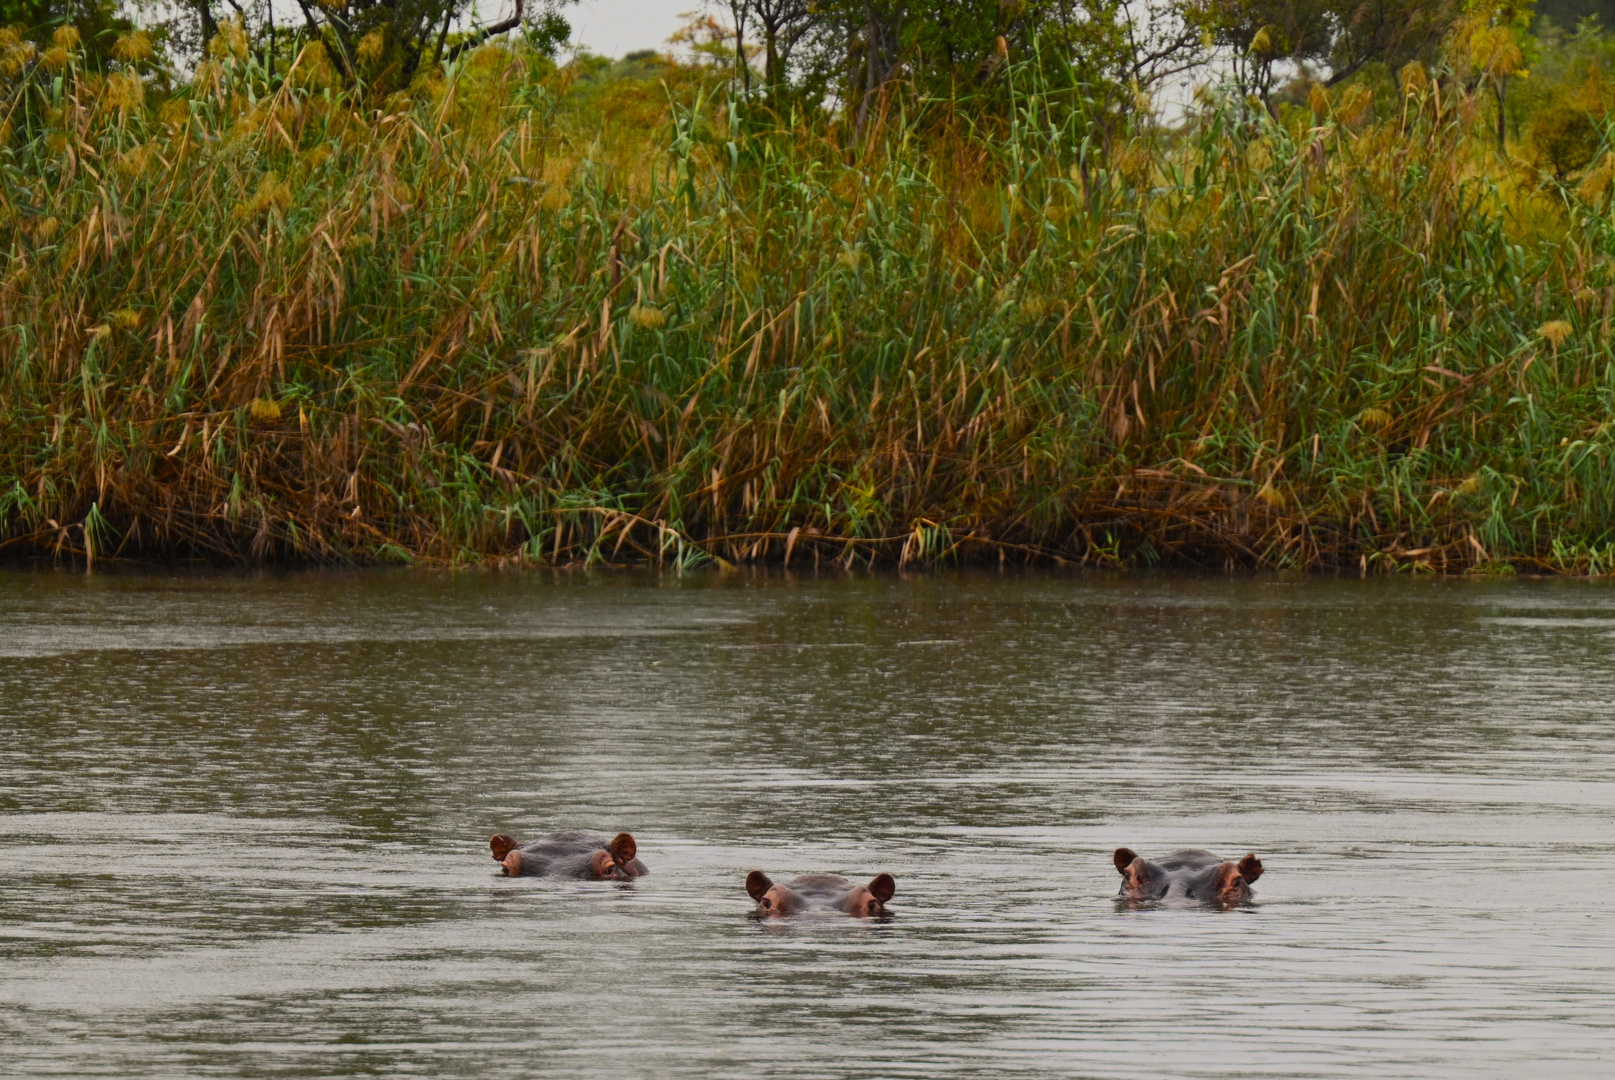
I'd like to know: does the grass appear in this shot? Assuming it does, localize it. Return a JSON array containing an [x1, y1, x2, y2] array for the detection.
[[3, 38, 1615, 572]]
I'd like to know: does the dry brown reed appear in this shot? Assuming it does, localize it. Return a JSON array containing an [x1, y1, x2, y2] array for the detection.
[[3, 42, 1615, 572]]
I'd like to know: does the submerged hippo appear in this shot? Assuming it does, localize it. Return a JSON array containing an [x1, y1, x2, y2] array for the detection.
[[489, 831, 647, 880], [1113, 848, 1264, 906], [745, 871, 896, 918]]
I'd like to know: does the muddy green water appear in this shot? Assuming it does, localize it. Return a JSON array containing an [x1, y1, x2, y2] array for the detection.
[[1, 570, 1612, 1078]]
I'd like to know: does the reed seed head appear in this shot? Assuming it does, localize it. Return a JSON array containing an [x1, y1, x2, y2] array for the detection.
[[209, 18, 249, 62], [630, 303, 666, 330], [240, 172, 293, 217], [0, 35, 36, 76], [358, 30, 385, 65], [292, 41, 336, 89], [1357, 407, 1394, 433], [111, 31, 154, 64], [1337, 85, 1373, 126], [158, 99, 190, 127], [116, 143, 157, 177], [1576, 157, 1612, 204], [104, 71, 145, 112], [1537, 320, 1573, 349], [193, 60, 223, 94], [1018, 296, 1050, 320], [1308, 84, 1330, 122]]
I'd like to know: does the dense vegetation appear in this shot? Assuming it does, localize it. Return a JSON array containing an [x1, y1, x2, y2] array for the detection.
[[2, 4, 1614, 571]]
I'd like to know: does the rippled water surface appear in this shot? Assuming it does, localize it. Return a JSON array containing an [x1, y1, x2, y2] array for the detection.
[[2, 569, 1613, 1078]]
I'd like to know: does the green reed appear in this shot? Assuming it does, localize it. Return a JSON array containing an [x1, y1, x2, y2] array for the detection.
[[2, 39, 1614, 570]]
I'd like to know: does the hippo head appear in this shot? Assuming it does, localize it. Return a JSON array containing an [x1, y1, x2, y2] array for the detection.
[[490, 834, 520, 863], [578, 833, 637, 880], [1209, 854, 1264, 905], [491, 832, 639, 879], [745, 871, 896, 918], [1113, 847, 1169, 900], [1113, 848, 1263, 906], [840, 874, 896, 918]]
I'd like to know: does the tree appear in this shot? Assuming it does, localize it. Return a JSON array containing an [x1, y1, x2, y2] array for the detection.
[[718, 0, 1199, 129], [1212, 0, 1461, 108], [173, 0, 572, 89], [1446, 0, 1536, 146], [725, 0, 814, 106], [1, 0, 130, 64]]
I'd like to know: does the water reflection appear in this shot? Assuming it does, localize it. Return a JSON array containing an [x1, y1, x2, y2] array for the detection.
[[1, 569, 1613, 1077]]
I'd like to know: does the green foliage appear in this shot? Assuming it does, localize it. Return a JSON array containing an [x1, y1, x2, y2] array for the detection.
[[0, 0, 130, 66], [153, 0, 573, 91], [1218, 0, 1461, 106], [1507, 14, 1614, 160], [4, 40, 1615, 570], [724, 0, 1195, 124], [1529, 101, 1601, 171]]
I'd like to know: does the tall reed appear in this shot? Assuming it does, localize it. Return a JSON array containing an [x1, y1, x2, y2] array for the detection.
[[2, 40, 1613, 571]]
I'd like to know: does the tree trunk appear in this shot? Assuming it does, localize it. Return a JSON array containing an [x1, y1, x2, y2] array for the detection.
[[192, 0, 220, 45], [729, 1, 750, 94], [765, 25, 780, 107], [855, 1, 890, 138], [1495, 75, 1507, 150]]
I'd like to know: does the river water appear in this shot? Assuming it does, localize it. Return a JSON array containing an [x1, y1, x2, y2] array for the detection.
[[1, 569, 1612, 1078]]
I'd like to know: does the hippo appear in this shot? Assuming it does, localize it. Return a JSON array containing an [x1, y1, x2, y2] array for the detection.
[[745, 871, 895, 918], [489, 831, 647, 880], [1113, 848, 1263, 906]]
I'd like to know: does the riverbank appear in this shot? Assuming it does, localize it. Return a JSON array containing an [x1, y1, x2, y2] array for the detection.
[[4, 43, 1614, 572]]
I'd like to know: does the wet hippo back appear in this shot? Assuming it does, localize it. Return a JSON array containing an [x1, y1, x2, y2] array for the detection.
[[781, 874, 858, 909]]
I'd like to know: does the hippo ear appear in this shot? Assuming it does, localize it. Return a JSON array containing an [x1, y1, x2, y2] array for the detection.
[[1113, 848, 1139, 874], [1238, 854, 1264, 883], [608, 832, 637, 865], [868, 873, 896, 904], [746, 871, 773, 901], [490, 834, 519, 861]]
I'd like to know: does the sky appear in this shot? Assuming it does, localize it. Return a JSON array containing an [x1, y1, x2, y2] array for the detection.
[[566, 0, 694, 59]]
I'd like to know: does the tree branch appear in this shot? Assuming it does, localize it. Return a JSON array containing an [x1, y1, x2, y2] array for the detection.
[[447, 0, 525, 61]]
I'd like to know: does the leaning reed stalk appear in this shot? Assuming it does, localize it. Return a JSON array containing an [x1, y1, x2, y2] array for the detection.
[[2, 42, 1614, 571]]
